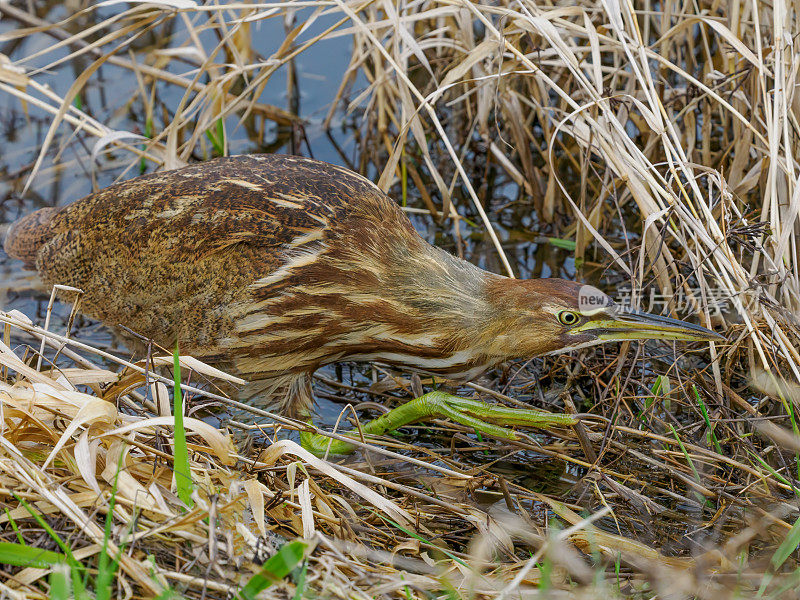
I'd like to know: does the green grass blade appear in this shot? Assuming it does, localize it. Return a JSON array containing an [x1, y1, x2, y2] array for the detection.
[[771, 515, 800, 571], [13, 494, 76, 563], [5, 507, 25, 545], [140, 116, 153, 175], [172, 344, 194, 509], [49, 563, 71, 600], [546, 237, 577, 251], [237, 540, 310, 600], [96, 449, 126, 600], [371, 510, 471, 570], [13, 493, 89, 598], [693, 385, 722, 454], [746, 448, 800, 497], [0, 542, 65, 568], [292, 560, 308, 600], [538, 556, 553, 590], [756, 571, 773, 597], [667, 424, 710, 506], [767, 568, 800, 598], [205, 118, 225, 155], [642, 375, 663, 418], [668, 424, 702, 483]]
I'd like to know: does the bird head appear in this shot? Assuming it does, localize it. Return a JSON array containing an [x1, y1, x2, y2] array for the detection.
[[480, 278, 723, 359]]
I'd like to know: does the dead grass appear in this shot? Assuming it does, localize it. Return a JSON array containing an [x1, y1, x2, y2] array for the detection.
[[2, 305, 798, 598], [0, 0, 799, 598]]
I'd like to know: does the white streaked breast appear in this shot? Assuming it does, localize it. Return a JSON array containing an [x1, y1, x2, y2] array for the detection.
[[345, 349, 476, 370]]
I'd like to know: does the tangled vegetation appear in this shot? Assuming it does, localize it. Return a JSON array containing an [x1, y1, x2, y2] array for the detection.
[[0, 0, 798, 598]]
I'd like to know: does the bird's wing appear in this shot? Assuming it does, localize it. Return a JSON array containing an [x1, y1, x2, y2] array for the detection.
[[31, 154, 396, 351]]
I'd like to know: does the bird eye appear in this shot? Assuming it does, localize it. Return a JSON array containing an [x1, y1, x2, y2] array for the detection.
[[558, 311, 580, 326]]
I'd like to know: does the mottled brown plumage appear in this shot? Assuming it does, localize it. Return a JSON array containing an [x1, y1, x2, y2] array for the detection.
[[4, 154, 719, 424]]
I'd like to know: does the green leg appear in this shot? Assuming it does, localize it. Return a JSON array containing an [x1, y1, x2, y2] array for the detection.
[[300, 391, 578, 456]]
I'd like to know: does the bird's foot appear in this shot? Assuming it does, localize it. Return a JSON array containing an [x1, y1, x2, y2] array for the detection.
[[300, 391, 579, 456]]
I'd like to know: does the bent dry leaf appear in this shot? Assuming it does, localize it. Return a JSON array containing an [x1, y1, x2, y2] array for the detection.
[[97, 416, 237, 465], [42, 398, 117, 470], [258, 439, 413, 527], [151, 354, 247, 385]]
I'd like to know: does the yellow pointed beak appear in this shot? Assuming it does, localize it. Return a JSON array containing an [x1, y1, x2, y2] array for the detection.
[[575, 309, 724, 343]]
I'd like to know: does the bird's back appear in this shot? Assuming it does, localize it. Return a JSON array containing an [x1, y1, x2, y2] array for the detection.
[[3, 154, 409, 358]]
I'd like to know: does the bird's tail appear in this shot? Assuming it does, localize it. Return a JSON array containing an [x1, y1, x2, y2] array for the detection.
[[3, 207, 58, 268]]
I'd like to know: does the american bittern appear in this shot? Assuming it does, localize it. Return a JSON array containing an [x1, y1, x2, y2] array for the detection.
[[4, 154, 722, 455]]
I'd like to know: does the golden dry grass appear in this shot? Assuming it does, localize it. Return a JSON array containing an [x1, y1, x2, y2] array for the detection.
[[2, 305, 798, 598]]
